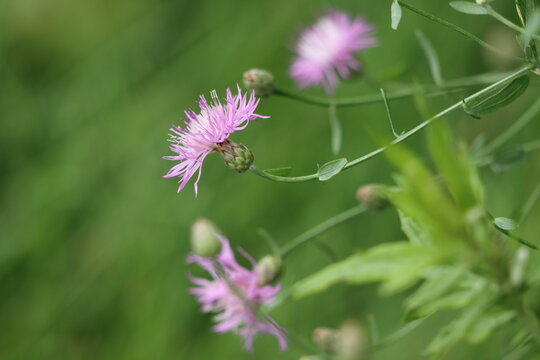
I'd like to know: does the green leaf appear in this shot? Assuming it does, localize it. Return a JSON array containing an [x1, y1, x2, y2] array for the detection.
[[391, 0, 402, 30], [406, 271, 487, 320], [490, 147, 527, 172], [263, 167, 292, 176], [489, 212, 538, 249], [397, 210, 430, 246], [428, 121, 485, 210], [318, 158, 347, 181], [522, 10, 540, 45], [406, 266, 467, 313], [328, 104, 342, 155], [516, 0, 537, 26], [493, 217, 518, 231], [450, 1, 489, 15], [425, 287, 497, 355], [293, 242, 444, 299], [463, 76, 530, 117], [416, 30, 443, 86], [467, 310, 516, 344]]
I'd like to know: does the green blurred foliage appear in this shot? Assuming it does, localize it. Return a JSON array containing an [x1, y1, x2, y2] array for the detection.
[[0, 0, 539, 359]]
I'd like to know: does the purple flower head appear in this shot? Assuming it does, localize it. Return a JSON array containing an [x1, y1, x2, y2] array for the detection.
[[290, 10, 377, 93], [163, 86, 268, 195], [187, 236, 288, 351]]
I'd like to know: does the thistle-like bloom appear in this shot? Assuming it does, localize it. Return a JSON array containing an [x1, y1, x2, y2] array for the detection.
[[188, 236, 288, 351], [163, 86, 267, 195], [290, 10, 377, 93]]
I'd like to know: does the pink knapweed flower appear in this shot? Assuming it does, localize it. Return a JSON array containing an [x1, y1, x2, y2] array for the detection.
[[163, 86, 267, 195], [290, 10, 377, 93], [188, 236, 287, 351]]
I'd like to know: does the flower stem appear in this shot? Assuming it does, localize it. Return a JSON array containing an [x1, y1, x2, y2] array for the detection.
[[251, 66, 533, 183], [397, 1, 523, 61], [273, 73, 506, 108], [485, 5, 540, 41], [280, 205, 366, 258]]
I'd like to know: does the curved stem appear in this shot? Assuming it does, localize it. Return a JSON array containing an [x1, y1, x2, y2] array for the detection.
[[275, 86, 463, 108], [273, 73, 508, 108], [486, 5, 540, 41], [397, 1, 523, 61], [280, 205, 366, 258], [251, 66, 532, 183]]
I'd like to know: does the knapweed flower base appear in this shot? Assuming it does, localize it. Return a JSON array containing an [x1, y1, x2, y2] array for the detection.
[[188, 236, 287, 350]]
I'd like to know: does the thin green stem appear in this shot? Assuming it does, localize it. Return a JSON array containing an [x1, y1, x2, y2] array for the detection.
[[273, 73, 505, 108], [397, 1, 523, 60], [488, 96, 540, 153], [522, 139, 540, 153], [251, 67, 532, 183], [521, 182, 540, 225], [280, 205, 366, 258], [275, 86, 463, 108], [486, 5, 540, 41]]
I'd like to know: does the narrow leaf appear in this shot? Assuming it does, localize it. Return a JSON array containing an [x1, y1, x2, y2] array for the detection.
[[493, 217, 518, 231], [522, 10, 540, 46], [450, 2, 489, 15], [391, 0, 402, 30], [416, 30, 444, 86], [318, 158, 347, 181], [380, 88, 400, 138], [263, 167, 292, 176], [463, 76, 530, 117], [328, 104, 342, 155]]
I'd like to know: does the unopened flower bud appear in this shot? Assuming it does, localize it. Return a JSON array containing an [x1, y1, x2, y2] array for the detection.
[[243, 69, 275, 97], [313, 322, 366, 360], [190, 218, 221, 257], [312, 327, 340, 355], [256, 255, 283, 285], [338, 321, 366, 360], [216, 140, 254, 173], [475, 0, 487, 5], [356, 184, 388, 211]]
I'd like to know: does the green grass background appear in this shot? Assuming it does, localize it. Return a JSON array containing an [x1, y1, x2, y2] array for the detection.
[[1, 0, 539, 359]]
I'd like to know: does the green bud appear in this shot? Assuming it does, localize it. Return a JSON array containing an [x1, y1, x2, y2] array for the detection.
[[190, 218, 221, 257], [216, 140, 254, 173], [243, 69, 275, 97], [356, 184, 388, 211], [256, 255, 283, 285]]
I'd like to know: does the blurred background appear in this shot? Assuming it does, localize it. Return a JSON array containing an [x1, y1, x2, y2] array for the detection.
[[1, 0, 539, 359]]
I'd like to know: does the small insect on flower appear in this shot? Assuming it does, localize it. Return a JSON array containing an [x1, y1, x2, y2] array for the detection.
[[290, 10, 377, 93], [187, 236, 288, 351], [163, 86, 268, 195]]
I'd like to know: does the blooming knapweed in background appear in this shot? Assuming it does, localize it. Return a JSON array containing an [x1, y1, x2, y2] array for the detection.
[[290, 10, 377, 93], [187, 235, 288, 351], [163, 86, 267, 195]]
